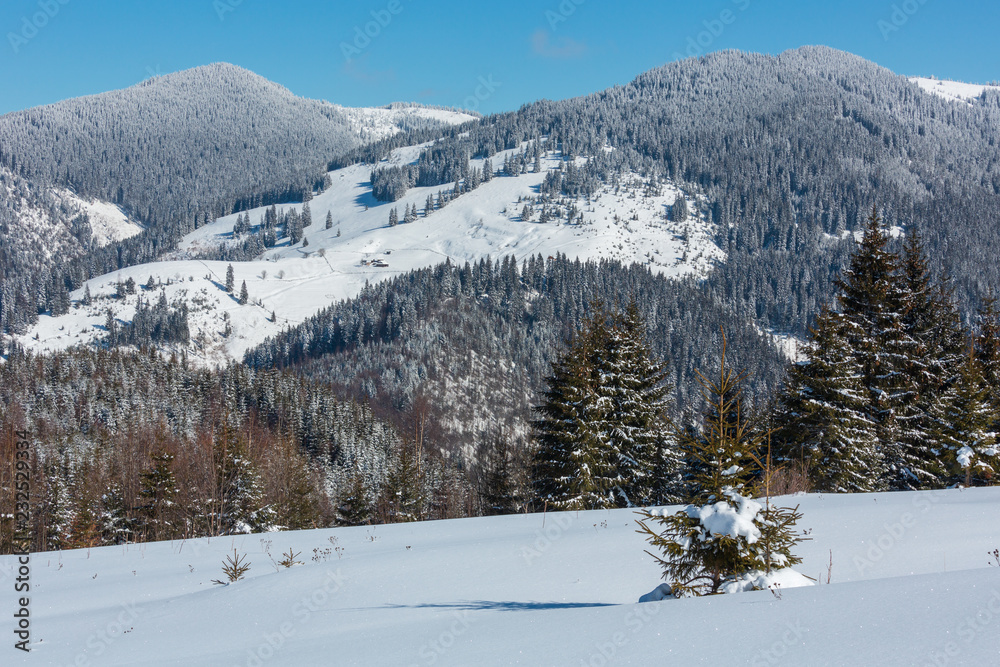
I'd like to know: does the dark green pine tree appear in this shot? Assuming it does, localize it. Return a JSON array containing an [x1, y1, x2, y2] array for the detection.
[[596, 303, 681, 506], [930, 343, 998, 487], [531, 308, 619, 511], [835, 205, 910, 489], [975, 297, 1000, 432], [239, 281, 249, 305], [336, 467, 374, 526], [211, 424, 274, 535], [670, 194, 688, 222], [477, 430, 524, 516], [636, 334, 806, 597], [225, 264, 235, 293], [892, 230, 962, 488], [772, 309, 882, 492], [99, 482, 138, 545], [138, 452, 179, 541], [325, 210, 334, 229], [379, 442, 424, 522]]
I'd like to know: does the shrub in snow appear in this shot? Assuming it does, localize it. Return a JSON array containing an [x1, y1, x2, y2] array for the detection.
[[636, 333, 809, 597], [637, 488, 807, 597], [211, 550, 251, 585]]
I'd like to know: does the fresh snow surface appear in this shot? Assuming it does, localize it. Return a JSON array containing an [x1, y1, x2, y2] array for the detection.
[[18, 140, 722, 365], [910, 77, 1000, 106], [690, 493, 763, 543], [4, 488, 1000, 665], [768, 331, 807, 363], [334, 105, 477, 142], [58, 190, 144, 247]]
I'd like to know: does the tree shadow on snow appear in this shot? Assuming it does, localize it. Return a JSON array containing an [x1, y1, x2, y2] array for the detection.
[[381, 600, 616, 612]]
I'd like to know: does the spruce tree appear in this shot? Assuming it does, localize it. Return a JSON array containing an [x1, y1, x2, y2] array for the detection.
[[211, 424, 274, 535], [597, 303, 681, 505], [225, 264, 235, 293], [636, 334, 806, 597], [138, 452, 179, 541], [772, 309, 881, 492], [835, 205, 910, 488], [532, 302, 680, 509], [477, 431, 523, 516], [379, 443, 424, 522], [670, 194, 689, 222], [325, 210, 334, 230], [976, 297, 1000, 431], [531, 310, 617, 510], [336, 468, 373, 526], [99, 483, 138, 545], [894, 230, 963, 488], [239, 281, 249, 305], [930, 343, 998, 487]]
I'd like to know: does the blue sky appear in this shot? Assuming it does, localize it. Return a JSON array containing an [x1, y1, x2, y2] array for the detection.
[[0, 0, 997, 116]]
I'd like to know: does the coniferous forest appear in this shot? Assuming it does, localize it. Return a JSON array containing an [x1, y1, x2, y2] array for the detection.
[[3, 48, 1000, 557], [3, 204, 998, 554]]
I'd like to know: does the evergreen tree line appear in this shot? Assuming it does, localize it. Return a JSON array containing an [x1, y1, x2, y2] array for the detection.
[[0, 346, 535, 553], [771, 206, 1000, 491], [104, 289, 191, 348], [245, 255, 787, 453], [340, 47, 1000, 335], [528, 207, 1000, 518]]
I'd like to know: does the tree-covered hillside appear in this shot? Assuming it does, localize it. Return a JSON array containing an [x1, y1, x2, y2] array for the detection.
[[342, 47, 1000, 332], [245, 255, 787, 452]]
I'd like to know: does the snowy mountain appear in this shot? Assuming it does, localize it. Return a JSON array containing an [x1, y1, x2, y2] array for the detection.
[[15, 139, 720, 365], [0, 65, 474, 337], [4, 487, 999, 665], [0, 63, 473, 226], [910, 76, 1000, 105], [12, 48, 1000, 372]]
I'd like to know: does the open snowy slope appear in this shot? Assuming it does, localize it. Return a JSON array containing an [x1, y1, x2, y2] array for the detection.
[[15, 140, 721, 365], [910, 77, 1000, 105], [334, 104, 478, 142], [3, 488, 999, 665], [0, 166, 144, 261]]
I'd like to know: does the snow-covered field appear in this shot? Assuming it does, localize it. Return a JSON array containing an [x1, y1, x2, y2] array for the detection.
[[4, 488, 999, 665], [910, 77, 1000, 105], [16, 140, 720, 366], [333, 105, 478, 142]]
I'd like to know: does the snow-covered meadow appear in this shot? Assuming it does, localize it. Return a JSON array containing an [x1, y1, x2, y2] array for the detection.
[[4, 487, 999, 665], [15, 139, 720, 366]]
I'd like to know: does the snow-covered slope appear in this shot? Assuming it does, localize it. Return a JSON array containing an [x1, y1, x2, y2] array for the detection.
[[16, 140, 722, 365], [4, 487, 999, 665], [335, 104, 478, 142], [910, 77, 1000, 105], [0, 166, 144, 263], [56, 190, 144, 247]]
